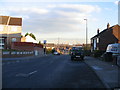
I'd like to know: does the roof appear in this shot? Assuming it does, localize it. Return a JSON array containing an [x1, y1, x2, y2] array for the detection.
[[0, 16, 22, 26], [25, 35, 38, 43], [91, 25, 114, 39]]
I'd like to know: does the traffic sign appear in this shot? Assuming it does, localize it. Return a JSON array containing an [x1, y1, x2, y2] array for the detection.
[[44, 40, 47, 44]]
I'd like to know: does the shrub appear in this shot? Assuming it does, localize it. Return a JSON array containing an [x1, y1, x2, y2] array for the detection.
[[92, 50, 105, 57], [84, 50, 91, 56], [46, 48, 52, 54]]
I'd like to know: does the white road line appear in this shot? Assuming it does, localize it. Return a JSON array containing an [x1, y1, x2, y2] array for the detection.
[[28, 71, 37, 75], [16, 70, 37, 77]]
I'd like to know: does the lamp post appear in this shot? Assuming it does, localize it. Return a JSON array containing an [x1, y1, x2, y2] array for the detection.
[[84, 19, 88, 50]]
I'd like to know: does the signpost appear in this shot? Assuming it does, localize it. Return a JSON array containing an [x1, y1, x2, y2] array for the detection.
[[43, 40, 47, 55]]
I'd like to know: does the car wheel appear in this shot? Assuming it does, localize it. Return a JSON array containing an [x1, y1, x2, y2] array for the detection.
[[81, 57, 84, 61], [71, 57, 74, 61]]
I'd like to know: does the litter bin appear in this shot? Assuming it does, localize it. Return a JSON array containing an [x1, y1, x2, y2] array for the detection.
[[104, 52, 113, 62]]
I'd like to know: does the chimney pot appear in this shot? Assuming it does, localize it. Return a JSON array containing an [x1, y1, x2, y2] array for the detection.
[[97, 28, 99, 34], [107, 23, 110, 29]]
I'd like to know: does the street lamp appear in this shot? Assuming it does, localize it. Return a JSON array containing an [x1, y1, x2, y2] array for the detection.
[[84, 19, 88, 50]]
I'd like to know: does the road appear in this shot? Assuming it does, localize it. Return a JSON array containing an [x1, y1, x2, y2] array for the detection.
[[2, 55, 105, 88]]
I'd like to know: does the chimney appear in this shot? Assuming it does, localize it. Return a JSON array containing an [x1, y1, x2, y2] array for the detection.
[[107, 23, 110, 29], [97, 28, 99, 34]]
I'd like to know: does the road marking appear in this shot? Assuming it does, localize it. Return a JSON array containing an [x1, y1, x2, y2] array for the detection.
[[16, 73, 28, 77], [16, 70, 37, 77], [28, 71, 37, 75]]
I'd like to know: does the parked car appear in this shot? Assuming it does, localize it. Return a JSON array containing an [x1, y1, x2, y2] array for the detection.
[[70, 46, 84, 61], [106, 43, 120, 54], [53, 51, 60, 55], [104, 43, 120, 62]]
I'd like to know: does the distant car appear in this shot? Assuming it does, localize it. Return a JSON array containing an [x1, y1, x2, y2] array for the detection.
[[70, 46, 84, 61], [53, 52, 60, 55]]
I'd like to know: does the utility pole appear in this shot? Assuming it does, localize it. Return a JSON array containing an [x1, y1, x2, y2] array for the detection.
[[84, 19, 88, 50]]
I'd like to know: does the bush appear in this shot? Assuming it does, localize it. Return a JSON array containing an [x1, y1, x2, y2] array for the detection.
[[46, 48, 52, 54], [92, 50, 105, 57], [84, 50, 91, 56]]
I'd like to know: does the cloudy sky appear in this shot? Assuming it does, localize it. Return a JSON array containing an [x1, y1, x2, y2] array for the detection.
[[0, 0, 119, 44]]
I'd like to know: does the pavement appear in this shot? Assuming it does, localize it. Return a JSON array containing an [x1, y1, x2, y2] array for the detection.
[[2, 54, 50, 61], [84, 56, 120, 89], [1, 54, 120, 89]]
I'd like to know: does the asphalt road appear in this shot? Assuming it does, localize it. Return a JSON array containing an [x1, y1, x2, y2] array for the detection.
[[2, 55, 105, 88]]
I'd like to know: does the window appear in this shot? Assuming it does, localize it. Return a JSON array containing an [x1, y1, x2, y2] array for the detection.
[[0, 45, 4, 49], [97, 38, 99, 43], [0, 38, 5, 49], [12, 38, 16, 42], [0, 38, 4, 45]]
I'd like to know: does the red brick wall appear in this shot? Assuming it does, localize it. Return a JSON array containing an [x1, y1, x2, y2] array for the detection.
[[11, 42, 43, 51]]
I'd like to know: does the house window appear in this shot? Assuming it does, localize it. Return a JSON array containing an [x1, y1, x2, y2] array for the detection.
[[93, 39, 97, 50], [97, 38, 99, 43], [0, 45, 4, 49], [0, 38, 4, 45], [12, 38, 16, 42], [0, 38, 5, 49]]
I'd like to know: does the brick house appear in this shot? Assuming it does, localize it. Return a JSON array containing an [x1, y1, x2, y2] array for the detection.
[[91, 23, 120, 51], [0, 16, 22, 49]]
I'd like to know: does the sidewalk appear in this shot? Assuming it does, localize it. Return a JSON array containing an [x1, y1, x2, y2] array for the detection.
[[85, 56, 120, 89], [2, 54, 52, 61]]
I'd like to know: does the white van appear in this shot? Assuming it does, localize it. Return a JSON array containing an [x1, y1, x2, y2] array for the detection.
[[106, 43, 120, 54]]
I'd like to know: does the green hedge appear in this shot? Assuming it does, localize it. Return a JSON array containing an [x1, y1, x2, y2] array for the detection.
[[84, 50, 91, 56], [92, 50, 105, 57]]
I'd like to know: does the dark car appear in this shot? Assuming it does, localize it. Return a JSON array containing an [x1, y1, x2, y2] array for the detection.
[[70, 46, 84, 61]]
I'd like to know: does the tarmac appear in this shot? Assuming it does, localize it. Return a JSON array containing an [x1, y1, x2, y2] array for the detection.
[[1, 54, 120, 89]]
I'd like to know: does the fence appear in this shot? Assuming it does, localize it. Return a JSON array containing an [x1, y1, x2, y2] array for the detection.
[[2, 51, 34, 58]]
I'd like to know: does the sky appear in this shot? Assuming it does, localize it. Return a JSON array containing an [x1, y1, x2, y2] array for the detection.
[[0, 0, 119, 44]]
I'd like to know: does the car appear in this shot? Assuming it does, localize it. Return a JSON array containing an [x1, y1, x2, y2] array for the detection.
[[53, 51, 60, 55], [70, 46, 84, 61]]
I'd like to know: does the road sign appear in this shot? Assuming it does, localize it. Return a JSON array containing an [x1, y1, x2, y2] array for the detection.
[[43, 40, 47, 44]]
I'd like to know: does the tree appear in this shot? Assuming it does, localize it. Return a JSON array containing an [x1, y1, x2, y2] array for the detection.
[[24, 32, 36, 40], [29, 33, 36, 40], [25, 32, 29, 37]]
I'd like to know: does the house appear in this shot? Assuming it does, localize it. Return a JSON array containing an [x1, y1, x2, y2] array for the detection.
[[91, 23, 120, 51], [0, 16, 22, 49], [21, 35, 38, 43]]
